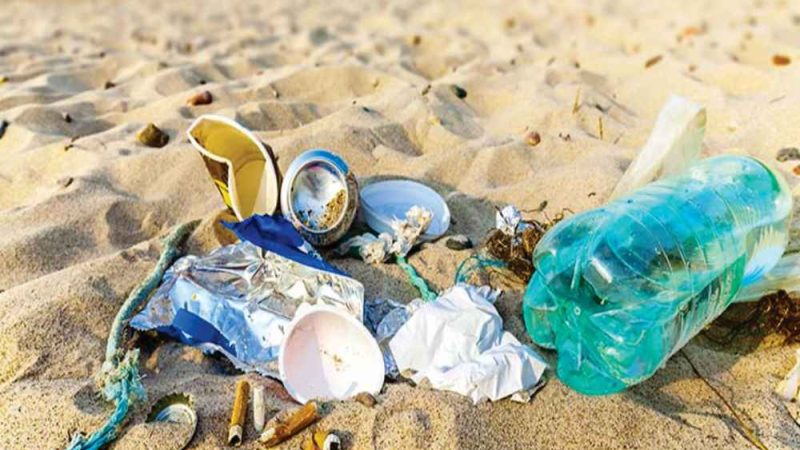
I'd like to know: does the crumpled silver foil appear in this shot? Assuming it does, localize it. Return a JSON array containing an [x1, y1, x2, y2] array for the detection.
[[364, 297, 423, 379], [130, 241, 364, 378]]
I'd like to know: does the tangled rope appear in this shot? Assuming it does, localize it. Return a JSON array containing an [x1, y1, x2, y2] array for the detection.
[[67, 220, 198, 450]]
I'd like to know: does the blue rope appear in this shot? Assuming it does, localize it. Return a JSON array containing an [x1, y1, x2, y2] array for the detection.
[[396, 255, 438, 302], [67, 220, 198, 450]]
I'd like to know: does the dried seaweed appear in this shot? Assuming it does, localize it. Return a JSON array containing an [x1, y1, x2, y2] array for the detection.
[[482, 208, 565, 283], [704, 290, 800, 346]]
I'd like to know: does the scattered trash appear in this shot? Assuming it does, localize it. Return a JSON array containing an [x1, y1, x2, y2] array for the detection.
[[776, 349, 800, 401], [252, 384, 267, 433], [776, 147, 800, 162], [354, 392, 377, 407], [280, 303, 384, 404], [130, 215, 364, 378], [302, 430, 341, 450], [360, 180, 450, 242], [188, 114, 280, 220], [146, 392, 197, 450], [260, 402, 322, 447], [187, 90, 213, 106], [390, 284, 547, 404], [445, 234, 472, 251], [450, 84, 467, 99], [280, 149, 359, 246], [524, 155, 792, 395], [137, 123, 170, 148], [228, 379, 250, 446]]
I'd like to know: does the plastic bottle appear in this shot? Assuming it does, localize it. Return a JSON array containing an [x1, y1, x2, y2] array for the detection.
[[523, 155, 792, 395]]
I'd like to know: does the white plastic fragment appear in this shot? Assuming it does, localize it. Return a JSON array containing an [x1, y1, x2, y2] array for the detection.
[[389, 284, 548, 404], [610, 95, 706, 199], [776, 349, 800, 401], [336, 206, 432, 263]]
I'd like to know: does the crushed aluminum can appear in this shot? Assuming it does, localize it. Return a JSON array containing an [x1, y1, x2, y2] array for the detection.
[[130, 237, 364, 378], [280, 149, 358, 246]]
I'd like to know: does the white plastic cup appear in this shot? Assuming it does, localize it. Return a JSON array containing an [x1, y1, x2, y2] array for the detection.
[[279, 304, 385, 404]]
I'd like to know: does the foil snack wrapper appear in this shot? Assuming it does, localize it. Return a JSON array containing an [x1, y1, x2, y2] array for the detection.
[[131, 240, 364, 378]]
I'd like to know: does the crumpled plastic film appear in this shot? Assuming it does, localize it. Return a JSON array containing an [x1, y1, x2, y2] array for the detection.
[[130, 240, 364, 378], [389, 284, 547, 403]]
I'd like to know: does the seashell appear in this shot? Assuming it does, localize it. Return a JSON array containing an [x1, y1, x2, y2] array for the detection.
[[280, 149, 358, 246], [145, 392, 198, 450], [360, 180, 450, 242]]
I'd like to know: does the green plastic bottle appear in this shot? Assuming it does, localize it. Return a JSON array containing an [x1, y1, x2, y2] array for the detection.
[[523, 155, 792, 395]]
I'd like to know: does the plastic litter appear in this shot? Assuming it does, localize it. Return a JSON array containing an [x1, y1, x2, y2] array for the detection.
[[389, 284, 547, 404], [281, 149, 359, 246], [279, 303, 385, 404], [360, 179, 450, 241], [302, 430, 341, 450], [188, 114, 280, 220], [364, 297, 424, 378], [524, 155, 792, 395], [252, 385, 267, 433], [130, 215, 364, 378]]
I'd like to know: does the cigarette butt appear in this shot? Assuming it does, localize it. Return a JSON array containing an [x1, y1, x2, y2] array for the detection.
[[252, 385, 266, 432], [302, 430, 341, 450], [227, 379, 250, 446], [259, 401, 321, 447]]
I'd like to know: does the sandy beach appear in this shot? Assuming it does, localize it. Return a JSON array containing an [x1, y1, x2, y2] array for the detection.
[[1, 0, 800, 448]]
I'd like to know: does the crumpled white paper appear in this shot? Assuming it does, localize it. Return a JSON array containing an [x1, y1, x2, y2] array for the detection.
[[776, 348, 800, 401], [389, 284, 548, 404]]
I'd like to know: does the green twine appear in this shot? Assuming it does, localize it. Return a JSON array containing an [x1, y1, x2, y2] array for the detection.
[[396, 255, 438, 302], [67, 220, 198, 450]]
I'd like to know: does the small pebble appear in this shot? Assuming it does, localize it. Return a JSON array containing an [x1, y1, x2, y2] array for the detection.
[[354, 392, 377, 407], [525, 131, 541, 147], [777, 147, 800, 162], [137, 123, 169, 148], [104, 81, 116, 89], [0, 120, 8, 139], [446, 234, 473, 251], [186, 90, 213, 106], [0, 75, 7, 84], [793, 165, 800, 176], [450, 84, 467, 99], [773, 54, 791, 66], [421, 84, 431, 96], [644, 55, 663, 68], [62, 112, 72, 123]]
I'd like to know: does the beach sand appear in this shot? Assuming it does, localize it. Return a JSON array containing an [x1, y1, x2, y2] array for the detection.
[[1, 0, 800, 448]]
